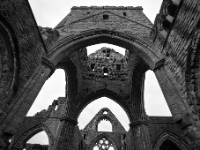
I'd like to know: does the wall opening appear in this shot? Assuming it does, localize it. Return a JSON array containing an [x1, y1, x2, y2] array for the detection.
[[25, 131, 48, 150], [162, 20, 171, 31], [97, 120, 113, 132], [160, 140, 181, 150], [103, 110, 108, 115], [123, 12, 127, 16], [87, 43, 126, 56], [93, 137, 115, 150], [78, 97, 130, 131], [144, 70, 172, 116], [86, 43, 128, 79], [167, 4, 178, 17], [103, 14, 109, 20], [27, 69, 65, 116]]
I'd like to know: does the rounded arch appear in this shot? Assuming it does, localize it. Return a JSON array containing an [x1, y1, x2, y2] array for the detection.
[[48, 29, 163, 69], [90, 133, 118, 150], [12, 124, 54, 150], [154, 132, 190, 150], [0, 14, 18, 106], [75, 89, 131, 122]]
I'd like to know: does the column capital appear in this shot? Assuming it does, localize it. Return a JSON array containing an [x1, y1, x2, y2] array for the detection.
[[129, 120, 148, 127], [60, 116, 78, 125], [42, 57, 55, 77]]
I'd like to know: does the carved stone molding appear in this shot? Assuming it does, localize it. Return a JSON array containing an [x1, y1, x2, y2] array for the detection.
[[41, 57, 55, 77], [60, 116, 78, 125], [129, 120, 148, 127]]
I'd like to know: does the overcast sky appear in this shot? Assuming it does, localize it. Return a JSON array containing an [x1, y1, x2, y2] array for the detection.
[[26, 0, 170, 145]]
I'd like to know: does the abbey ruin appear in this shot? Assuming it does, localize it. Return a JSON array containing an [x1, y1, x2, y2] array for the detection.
[[0, 0, 200, 150]]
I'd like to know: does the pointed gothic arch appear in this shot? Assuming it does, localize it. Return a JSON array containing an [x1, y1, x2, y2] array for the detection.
[[12, 124, 54, 150], [75, 89, 131, 123], [154, 132, 190, 150], [77, 98, 130, 131], [48, 29, 162, 69], [0, 15, 18, 109]]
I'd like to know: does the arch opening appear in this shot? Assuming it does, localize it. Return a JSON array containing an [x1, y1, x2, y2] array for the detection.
[[160, 140, 181, 150], [85, 44, 128, 79], [27, 69, 65, 116], [162, 20, 171, 31], [78, 97, 130, 131], [167, 4, 178, 17], [87, 43, 126, 56], [50, 29, 159, 70], [144, 70, 172, 116], [25, 131, 49, 150], [97, 120, 113, 132]]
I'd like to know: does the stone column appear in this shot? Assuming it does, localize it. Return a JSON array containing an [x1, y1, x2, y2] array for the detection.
[[130, 120, 152, 150], [130, 67, 152, 150], [53, 116, 77, 150], [52, 65, 78, 150]]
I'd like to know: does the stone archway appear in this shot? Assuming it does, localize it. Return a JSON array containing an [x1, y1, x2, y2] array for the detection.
[[48, 28, 191, 150], [75, 89, 132, 121], [154, 132, 190, 150], [0, 16, 18, 114], [12, 124, 54, 150], [49, 29, 163, 69], [47, 28, 191, 122]]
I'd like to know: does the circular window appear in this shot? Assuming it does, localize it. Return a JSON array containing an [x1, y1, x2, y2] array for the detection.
[[93, 137, 115, 150]]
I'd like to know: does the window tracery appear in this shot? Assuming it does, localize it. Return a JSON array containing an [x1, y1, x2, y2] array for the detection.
[[93, 137, 115, 150]]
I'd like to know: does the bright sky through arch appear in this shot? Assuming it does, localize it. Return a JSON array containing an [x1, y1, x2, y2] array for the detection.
[[26, 0, 166, 145]]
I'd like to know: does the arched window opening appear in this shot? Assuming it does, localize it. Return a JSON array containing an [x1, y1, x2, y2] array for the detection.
[[160, 140, 181, 150], [97, 120, 113, 132], [162, 20, 171, 31], [25, 131, 48, 150], [167, 4, 178, 17], [78, 97, 130, 131], [93, 138, 115, 150], [27, 69, 65, 116], [103, 110, 108, 115], [144, 70, 172, 116], [87, 43, 126, 56]]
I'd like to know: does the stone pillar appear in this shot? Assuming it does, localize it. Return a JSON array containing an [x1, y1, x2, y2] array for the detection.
[[53, 116, 77, 150], [130, 66, 152, 150], [130, 120, 152, 150], [52, 61, 78, 150]]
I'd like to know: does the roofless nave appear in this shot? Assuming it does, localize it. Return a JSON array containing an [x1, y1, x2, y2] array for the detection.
[[1, 0, 200, 150]]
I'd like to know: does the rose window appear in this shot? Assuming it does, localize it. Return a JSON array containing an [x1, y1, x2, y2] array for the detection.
[[93, 137, 115, 150]]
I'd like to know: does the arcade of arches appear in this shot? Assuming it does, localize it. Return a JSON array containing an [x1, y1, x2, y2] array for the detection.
[[1, 0, 200, 150]]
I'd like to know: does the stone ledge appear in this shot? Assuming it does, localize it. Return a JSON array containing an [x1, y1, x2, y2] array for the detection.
[[71, 6, 143, 10]]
